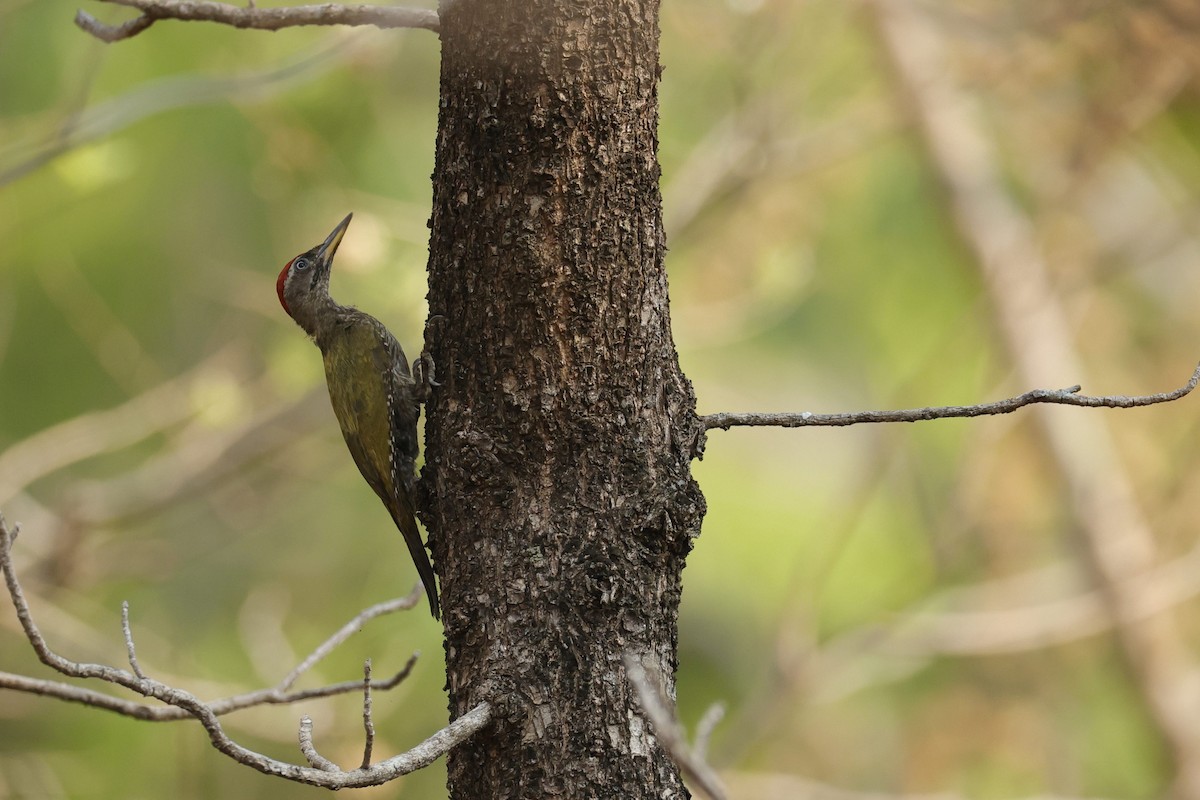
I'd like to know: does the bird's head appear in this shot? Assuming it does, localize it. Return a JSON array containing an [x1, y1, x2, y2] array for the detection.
[[277, 213, 352, 328]]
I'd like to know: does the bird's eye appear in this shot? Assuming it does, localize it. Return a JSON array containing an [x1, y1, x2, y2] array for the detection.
[[293, 258, 310, 271]]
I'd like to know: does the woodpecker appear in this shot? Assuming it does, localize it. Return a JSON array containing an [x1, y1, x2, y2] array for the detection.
[[276, 214, 439, 619]]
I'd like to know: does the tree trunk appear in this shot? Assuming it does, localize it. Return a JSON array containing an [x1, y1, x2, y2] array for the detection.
[[419, 0, 706, 797]]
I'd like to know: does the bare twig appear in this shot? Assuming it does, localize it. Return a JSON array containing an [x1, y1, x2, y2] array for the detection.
[[75, 9, 154, 40], [299, 715, 340, 771], [1, 514, 489, 787], [2, 573, 421, 721], [76, 0, 439, 43], [0, 670, 175, 719], [625, 654, 728, 800], [0, 655, 418, 721], [361, 659, 375, 769], [279, 589, 422, 692], [120, 601, 147, 680], [216, 653, 418, 712], [702, 361, 1200, 430]]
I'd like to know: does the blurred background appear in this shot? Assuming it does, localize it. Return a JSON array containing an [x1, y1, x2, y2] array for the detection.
[[2, 0, 1200, 797]]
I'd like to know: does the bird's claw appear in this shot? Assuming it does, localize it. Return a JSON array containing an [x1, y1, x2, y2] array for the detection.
[[414, 351, 438, 404]]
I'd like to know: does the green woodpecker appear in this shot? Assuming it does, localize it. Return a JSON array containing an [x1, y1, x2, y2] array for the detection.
[[276, 214, 439, 619]]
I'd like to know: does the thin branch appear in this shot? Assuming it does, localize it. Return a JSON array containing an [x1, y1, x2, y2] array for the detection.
[[75, 8, 154, 41], [280, 589, 422, 692], [214, 654, 419, 713], [2, 576, 421, 721], [361, 659, 375, 769], [702, 361, 1200, 431], [0, 655, 418, 721], [299, 715, 340, 771], [120, 601, 147, 680], [0, 514, 490, 788], [0, 670, 174, 719], [625, 654, 728, 800], [76, 0, 439, 43]]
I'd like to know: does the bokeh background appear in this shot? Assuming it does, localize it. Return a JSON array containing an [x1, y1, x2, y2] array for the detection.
[[3, 1, 1200, 797]]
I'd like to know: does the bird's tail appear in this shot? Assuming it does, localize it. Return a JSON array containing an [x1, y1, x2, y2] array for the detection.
[[388, 498, 440, 620]]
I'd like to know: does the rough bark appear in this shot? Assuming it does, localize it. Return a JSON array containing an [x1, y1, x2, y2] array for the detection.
[[419, 0, 706, 797]]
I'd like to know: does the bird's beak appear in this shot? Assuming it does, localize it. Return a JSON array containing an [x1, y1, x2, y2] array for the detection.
[[316, 213, 353, 265]]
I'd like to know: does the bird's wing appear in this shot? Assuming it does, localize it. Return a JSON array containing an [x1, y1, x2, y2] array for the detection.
[[374, 327, 420, 467], [322, 321, 394, 504]]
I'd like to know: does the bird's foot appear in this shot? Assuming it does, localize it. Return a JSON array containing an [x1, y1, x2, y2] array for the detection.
[[414, 351, 439, 404]]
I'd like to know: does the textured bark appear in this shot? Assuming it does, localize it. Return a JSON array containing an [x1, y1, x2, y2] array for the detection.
[[419, 0, 706, 797]]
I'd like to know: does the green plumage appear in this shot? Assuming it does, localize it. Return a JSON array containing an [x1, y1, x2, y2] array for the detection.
[[322, 319, 415, 499], [278, 215, 439, 619]]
